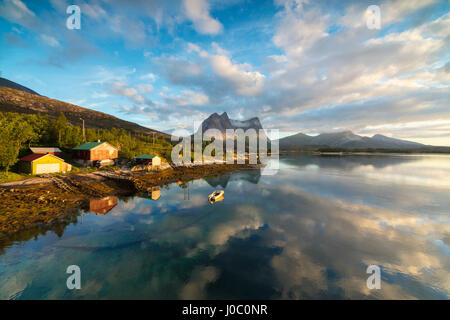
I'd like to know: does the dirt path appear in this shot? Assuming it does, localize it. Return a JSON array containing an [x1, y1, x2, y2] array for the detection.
[[0, 177, 52, 187]]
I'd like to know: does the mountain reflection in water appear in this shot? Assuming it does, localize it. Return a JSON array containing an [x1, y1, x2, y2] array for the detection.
[[0, 155, 449, 300]]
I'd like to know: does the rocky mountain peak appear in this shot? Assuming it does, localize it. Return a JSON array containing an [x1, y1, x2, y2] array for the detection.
[[198, 112, 266, 139]]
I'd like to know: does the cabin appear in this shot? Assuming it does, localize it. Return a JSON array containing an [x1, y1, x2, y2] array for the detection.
[[135, 154, 161, 168], [149, 186, 161, 200], [20, 153, 71, 175], [89, 196, 118, 215], [72, 141, 118, 166], [29, 147, 62, 156]]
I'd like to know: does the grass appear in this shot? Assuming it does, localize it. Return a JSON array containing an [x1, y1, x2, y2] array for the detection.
[[0, 164, 118, 183], [78, 166, 100, 173], [0, 171, 28, 183]]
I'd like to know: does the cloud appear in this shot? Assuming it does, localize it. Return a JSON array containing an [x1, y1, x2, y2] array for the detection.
[[3, 32, 28, 47], [83, 66, 136, 86], [161, 89, 209, 106], [110, 81, 145, 104], [137, 84, 154, 94], [2, 0, 448, 144], [382, 0, 438, 25], [40, 34, 60, 47], [183, 0, 223, 35], [140, 73, 157, 82], [256, 171, 450, 298], [109, 15, 148, 47], [210, 54, 266, 97], [179, 266, 219, 299], [0, 0, 38, 28], [272, 2, 329, 59], [245, 1, 450, 145], [91, 91, 109, 99], [156, 43, 265, 102], [81, 2, 108, 20]]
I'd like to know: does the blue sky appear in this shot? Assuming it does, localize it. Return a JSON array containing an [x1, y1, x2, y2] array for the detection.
[[0, 0, 449, 145]]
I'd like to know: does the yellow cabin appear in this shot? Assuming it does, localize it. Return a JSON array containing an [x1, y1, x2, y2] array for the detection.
[[20, 153, 71, 175]]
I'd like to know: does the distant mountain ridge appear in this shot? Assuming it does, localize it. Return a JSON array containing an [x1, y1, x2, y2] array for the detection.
[[279, 130, 428, 150], [0, 78, 170, 139]]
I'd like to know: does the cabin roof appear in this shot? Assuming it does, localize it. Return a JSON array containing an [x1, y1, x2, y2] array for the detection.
[[30, 147, 61, 153], [73, 141, 106, 150], [135, 154, 158, 159], [20, 153, 63, 162]]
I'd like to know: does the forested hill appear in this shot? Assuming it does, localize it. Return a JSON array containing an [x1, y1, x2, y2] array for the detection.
[[0, 86, 170, 139], [0, 112, 173, 173]]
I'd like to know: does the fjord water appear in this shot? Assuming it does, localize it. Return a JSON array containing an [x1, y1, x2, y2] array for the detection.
[[1, 155, 449, 299]]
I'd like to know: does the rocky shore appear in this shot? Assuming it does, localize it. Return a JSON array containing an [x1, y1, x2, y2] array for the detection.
[[0, 164, 260, 240]]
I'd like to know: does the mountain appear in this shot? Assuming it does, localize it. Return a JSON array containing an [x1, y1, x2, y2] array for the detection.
[[0, 82, 170, 139], [200, 112, 234, 133], [198, 112, 266, 139], [279, 131, 427, 150], [0, 77, 41, 96]]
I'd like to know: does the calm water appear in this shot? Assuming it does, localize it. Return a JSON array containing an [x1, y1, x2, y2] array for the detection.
[[0, 155, 449, 299]]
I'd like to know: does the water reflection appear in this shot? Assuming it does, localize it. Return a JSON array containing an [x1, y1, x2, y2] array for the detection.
[[139, 187, 161, 201], [88, 196, 118, 215], [0, 155, 449, 299], [204, 170, 261, 188], [281, 154, 422, 170]]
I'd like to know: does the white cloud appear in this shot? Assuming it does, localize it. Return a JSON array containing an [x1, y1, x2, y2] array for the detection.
[[110, 15, 147, 47], [210, 54, 265, 97], [140, 73, 157, 82], [382, 0, 438, 25], [91, 91, 109, 99], [183, 90, 209, 105], [183, 0, 223, 35], [159, 43, 266, 99], [273, 3, 329, 59], [137, 84, 154, 94], [83, 66, 136, 86], [40, 34, 60, 47], [110, 82, 145, 103], [340, 0, 438, 28], [162, 89, 209, 106], [255, 1, 450, 143], [81, 3, 107, 20], [0, 0, 36, 28]]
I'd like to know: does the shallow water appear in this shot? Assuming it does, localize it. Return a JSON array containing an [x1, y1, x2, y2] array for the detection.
[[0, 154, 449, 299]]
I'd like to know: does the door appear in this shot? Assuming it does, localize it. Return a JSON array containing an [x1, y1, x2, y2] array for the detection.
[[36, 163, 60, 174]]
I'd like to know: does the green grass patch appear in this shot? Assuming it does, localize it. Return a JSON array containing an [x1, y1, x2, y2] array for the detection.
[[0, 171, 28, 183]]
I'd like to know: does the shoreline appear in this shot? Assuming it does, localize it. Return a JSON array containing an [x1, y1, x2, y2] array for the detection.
[[0, 163, 261, 240], [280, 150, 450, 156]]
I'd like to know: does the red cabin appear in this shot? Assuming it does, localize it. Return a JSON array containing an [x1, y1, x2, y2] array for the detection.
[[72, 141, 118, 166]]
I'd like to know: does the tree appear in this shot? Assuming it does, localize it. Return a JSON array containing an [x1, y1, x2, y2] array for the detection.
[[0, 115, 39, 174], [0, 111, 174, 174], [54, 112, 68, 147], [0, 137, 20, 175]]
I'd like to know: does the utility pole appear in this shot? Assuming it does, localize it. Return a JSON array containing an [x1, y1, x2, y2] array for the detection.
[[80, 118, 86, 142]]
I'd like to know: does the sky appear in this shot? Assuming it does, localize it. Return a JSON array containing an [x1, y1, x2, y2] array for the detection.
[[0, 0, 449, 145]]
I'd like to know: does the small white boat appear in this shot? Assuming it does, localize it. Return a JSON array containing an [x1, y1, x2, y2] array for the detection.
[[208, 190, 224, 203]]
